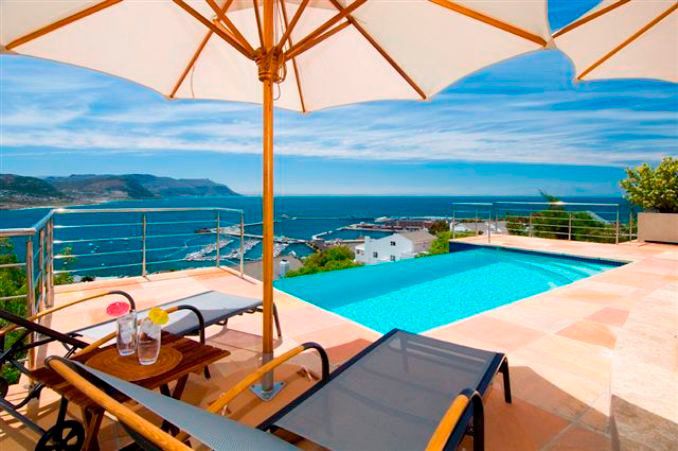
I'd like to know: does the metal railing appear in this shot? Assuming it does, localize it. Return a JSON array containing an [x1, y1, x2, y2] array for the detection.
[[451, 201, 637, 244], [0, 207, 246, 317], [450, 203, 494, 243]]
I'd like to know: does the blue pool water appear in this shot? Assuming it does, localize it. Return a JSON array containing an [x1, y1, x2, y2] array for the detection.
[[274, 246, 625, 333]]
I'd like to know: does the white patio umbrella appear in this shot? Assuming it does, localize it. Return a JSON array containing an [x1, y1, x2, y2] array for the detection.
[[1, 0, 550, 397], [554, 0, 677, 82]]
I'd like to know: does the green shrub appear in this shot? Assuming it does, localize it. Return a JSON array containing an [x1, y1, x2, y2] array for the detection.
[[427, 220, 449, 235], [286, 245, 361, 277], [0, 239, 27, 384], [620, 157, 678, 213]]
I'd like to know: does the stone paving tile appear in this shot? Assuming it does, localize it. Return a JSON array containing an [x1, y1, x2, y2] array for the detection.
[[427, 316, 544, 353], [545, 425, 611, 450], [587, 307, 630, 327], [557, 320, 618, 349], [483, 387, 569, 450], [4, 238, 676, 450]]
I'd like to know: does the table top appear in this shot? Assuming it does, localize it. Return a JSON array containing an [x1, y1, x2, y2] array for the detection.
[[32, 332, 230, 409]]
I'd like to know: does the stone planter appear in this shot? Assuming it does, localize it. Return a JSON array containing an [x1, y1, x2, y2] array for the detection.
[[637, 212, 678, 244]]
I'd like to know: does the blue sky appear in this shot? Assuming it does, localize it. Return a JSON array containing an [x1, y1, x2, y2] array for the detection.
[[1, 0, 676, 196]]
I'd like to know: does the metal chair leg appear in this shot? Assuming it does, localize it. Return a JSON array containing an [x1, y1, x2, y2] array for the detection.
[[273, 304, 282, 338], [500, 358, 512, 403]]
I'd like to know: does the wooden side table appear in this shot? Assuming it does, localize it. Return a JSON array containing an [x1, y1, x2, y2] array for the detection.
[[32, 333, 230, 450]]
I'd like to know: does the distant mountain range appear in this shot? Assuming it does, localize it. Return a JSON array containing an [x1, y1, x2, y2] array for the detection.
[[1, 174, 239, 209]]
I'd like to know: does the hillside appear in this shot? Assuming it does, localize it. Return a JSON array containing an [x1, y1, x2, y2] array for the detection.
[[1, 174, 239, 209]]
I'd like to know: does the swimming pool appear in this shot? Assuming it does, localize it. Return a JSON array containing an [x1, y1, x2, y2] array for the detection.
[[274, 244, 625, 333]]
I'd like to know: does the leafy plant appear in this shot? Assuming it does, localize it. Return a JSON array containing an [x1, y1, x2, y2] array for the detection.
[[427, 220, 449, 235], [620, 157, 678, 213], [0, 239, 27, 384], [286, 245, 361, 277]]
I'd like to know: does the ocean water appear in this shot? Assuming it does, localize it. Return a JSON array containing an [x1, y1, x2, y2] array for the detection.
[[0, 195, 630, 277], [274, 245, 625, 333]]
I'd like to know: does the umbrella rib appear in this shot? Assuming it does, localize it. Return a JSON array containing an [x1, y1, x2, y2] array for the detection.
[[170, 0, 237, 98], [169, 27, 214, 99], [6, 0, 123, 50], [553, 0, 630, 38], [277, 0, 311, 51], [578, 2, 678, 80], [286, 0, 368, 58], [206, 0, 256, 55], [173, 0, 253, 59], [429, 0, 547, 47], [252, 0, 265, 49], [285, 21, 351, 60], [279, 0, 307, 113], [327, 0, 426, 100]]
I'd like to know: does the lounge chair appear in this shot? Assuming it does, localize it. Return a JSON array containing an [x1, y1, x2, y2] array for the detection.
[[74, 290, 282, 343], [0, 302, 206, 450], [45, 330, 510, 450]]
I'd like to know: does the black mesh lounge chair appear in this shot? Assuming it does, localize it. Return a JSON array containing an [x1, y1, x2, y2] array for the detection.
[[257, 329, 511, 451], [45, 330, 510, 451]]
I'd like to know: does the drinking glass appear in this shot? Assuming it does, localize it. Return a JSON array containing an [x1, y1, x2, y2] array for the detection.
[[116, 312, 137, 356], [138, 318, 161, 365]]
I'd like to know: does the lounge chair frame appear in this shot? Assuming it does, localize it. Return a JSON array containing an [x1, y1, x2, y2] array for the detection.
[[43, 332, 498, 451], [258, 328, 511, 451]]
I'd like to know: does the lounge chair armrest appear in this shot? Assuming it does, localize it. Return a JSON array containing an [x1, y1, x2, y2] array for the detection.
[[0, 290, 136, 338], [426, 388, 484, 451], [208, 342, 329, 414], [165, 305, 206, 344]]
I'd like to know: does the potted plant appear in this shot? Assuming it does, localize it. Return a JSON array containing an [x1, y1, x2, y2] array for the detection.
[[620, 157, 678, 243]]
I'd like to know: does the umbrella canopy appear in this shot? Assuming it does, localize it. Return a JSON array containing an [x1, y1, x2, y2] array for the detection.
[[1, 0, 551, 395], [554, 0, 677, 82], [1, 0, 551, 111]]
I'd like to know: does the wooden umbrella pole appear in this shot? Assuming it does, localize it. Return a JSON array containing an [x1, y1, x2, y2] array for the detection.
[[257, 0, 278, 396]]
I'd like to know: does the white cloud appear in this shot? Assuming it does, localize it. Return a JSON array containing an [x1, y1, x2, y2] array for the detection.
[[1, 54, 676, 168]]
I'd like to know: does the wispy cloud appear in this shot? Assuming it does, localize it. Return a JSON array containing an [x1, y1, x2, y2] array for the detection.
[[1, 49, 676, 169]]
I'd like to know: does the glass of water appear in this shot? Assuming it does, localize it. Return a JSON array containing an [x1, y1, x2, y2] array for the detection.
[[138, 317, 161, 365], [116, 312, 137, 356]]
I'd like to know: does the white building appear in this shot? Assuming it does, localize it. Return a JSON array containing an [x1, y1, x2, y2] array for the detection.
[[355, 230, 435, 265]]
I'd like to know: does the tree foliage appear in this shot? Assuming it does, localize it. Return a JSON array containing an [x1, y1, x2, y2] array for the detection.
[[0, 239, 27, 384], [620, 157, 678, 213], [427, 220, 449, 235], [427, 231, 453, 255], [285, 245, 361, 277]]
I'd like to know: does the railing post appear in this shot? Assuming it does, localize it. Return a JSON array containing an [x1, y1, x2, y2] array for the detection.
[[141, 213, 147, 277], [475, 209, 479, 236], [629, 211, 633, 242], [451, 205, 456, 240], [529, 212, 533, 237], [25, 238, 36, 373], [494, 204, 499, 236], [487, 208, 492, 243], [568, 213, 572, 241], [240, 213, 245, 277], [215, 212, 221, 268], [615, 206, 620, 245], [38, 228, 45, 311], [46, 218, 54, 308]]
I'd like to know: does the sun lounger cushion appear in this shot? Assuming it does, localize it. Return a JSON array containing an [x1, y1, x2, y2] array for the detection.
[[264, 330, 502, 451], [71, 361, 294, 450], [75, 291, 261, 340]]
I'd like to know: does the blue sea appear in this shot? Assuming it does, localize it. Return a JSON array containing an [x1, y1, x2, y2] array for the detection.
[[1, 195, 631, 278]]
